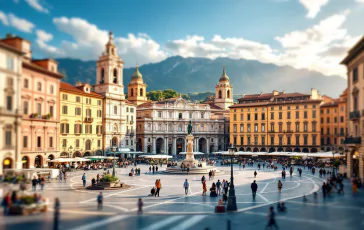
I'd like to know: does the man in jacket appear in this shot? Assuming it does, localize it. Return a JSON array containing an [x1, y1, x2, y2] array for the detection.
[[251, 180, 258, 199]]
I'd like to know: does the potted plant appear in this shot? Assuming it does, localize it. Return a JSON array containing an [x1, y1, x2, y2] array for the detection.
[[99, 174, 121, 188]]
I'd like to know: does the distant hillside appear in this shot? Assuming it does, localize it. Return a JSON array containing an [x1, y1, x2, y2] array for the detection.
[[56, 56, 346, 98]]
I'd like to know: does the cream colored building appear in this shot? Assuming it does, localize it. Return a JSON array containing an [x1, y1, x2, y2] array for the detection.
[[341, 36, 364, 180], [93, 32, 136, 152], [0, 40, 23, 173], [59, 82, 104, 157]]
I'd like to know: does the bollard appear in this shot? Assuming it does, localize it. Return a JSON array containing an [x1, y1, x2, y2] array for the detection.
[[53, 198, 60, 230]]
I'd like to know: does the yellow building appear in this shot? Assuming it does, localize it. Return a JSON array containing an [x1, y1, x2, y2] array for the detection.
[[59, 82, 104, 157], [230, 89, 322, 153], [320, 89, 347, 152]]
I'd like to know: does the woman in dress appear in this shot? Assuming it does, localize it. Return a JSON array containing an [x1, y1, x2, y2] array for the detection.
[[202, 180, 207, 196]]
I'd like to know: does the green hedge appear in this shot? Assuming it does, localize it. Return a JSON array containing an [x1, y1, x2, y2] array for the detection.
[[100, 174, 119, 182]]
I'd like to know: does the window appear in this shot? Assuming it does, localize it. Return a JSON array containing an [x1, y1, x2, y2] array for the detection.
[[312, 136, 316, 145], [179, 113, 182, 119], [254, 136, 258, 145], [261, 124, 265, 132], [62, 106, 68, 115], [334, 128, 337, 135], [233, 136, 236, 145], [100, 68, 105, 83], [279, 106, 282, 110], [254, 113, 258, 120], [240, 124, 244, 132], [50, 85, 54, 94], [86, 109, 92, 117], [327, 128, 330, 135], [114, 106, 117, 115], [6, 96, 12, 111], [49, 137, 54, 149], [312, 110, 316, 118], [326, 117, 330, 123], [98, 140, 101, 147], [247, 124, 251, 132], [270, 112, 274, 120], [295, 136, 300, 145], [140, 88, 143, 96], [295, 111, 299, 119], [270, 136, 274, 145], [24, 79, 29, 88], [287, 123, 291, 131], [279, 137, 283, 146], [247, 114, 251, 121], [287, 112, 291, 119], [312, 122, 316, 132], [304, 111, 307, 119], [261, 113, 265, 120], [353, 68, 358, 82], [279, 123, 283, 132], [97, 110, 102, 117], [240, 136, 244, 145], [287, 136, 291, 145], [74, 124, 82, 134], [254, 124, 258, 132], [37, 82, 42, 91], [75, 107, 81, 116], [262, 137, 265, 145], [240, 114, 244, 120], [98, 100, 102, 106], [37, 103, 42, 115], [326, 109, 329, 114], [201, 113, 204, 119], [76, 96, 81, 103], [189, 113, 192, 119], [296, 123, 300, 132], [304, 136, 308, 145], [233, 124, 237, 132], [233, 114, 237, 121], [340, 116, 344, 123], [62, 139, 67, 147], [218, 90, 222, 98], [37, 136, 42, 148], [270, 123, 274, 132], [5, 131, 11, 146], [62, 94, 68, 100], [7, 56, 13, 70], [247, 137, 251, 145], [169, 112, 173, 119], [304, 123, 308, 132], [279, 112, 282, 119], [178, 125, 182, 132], [113, 68, 118, 83]]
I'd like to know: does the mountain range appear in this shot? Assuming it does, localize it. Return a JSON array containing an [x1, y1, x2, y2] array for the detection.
[[56, 56, 346, 98]]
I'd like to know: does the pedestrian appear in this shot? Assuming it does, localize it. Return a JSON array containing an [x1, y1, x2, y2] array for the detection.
[[92, 177, 96, 186], [40, 176, 45, 191], [149, 166, 151, 174], [277, 180, 282, 192], [2, 192, 11, 215], [63, 171, 67, 182], [137, 198, 143, 215], [82, 173, 86, 187], [202, 180, 207, 196], [183, 179, 189, 195], [209, 170, 212, 180], [322, 182, 327, 199], [97, 192, 103, 210], [201, 175, 205, 184], [265, 206, 278, 230], [155, 179, 161, 197], [97, 174, 100, 183], [223, 180, 229, 194], [32, 176, 38, 192], [216, 180, 221, 196], [254, 170, 257, 178], [352, 179, 358, 196], [152, 166, 155, 174], [156, 165, 159, 172], [251, 180, 258, 199], [53, 198, 60, 230], [187, 167, 190, 175]]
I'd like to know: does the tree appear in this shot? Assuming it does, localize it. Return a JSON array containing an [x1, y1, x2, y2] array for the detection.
[[147, 90, 164, 101], [163, 89, 178, 99]]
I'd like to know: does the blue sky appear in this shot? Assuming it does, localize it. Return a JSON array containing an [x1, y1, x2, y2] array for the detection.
[[0, 0, 364, 77]]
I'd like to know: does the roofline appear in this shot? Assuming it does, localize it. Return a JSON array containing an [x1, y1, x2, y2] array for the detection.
[[0, 41, 25, 55], [341, 36, 364, 65], [23, 62, 63, 79]]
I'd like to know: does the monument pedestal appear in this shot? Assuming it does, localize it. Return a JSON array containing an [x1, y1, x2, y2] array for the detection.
[[181, 134, 199, 167]]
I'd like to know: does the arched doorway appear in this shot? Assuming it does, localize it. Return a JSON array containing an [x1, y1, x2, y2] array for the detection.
[[239, 147, 245, 151], [277, 147, 284, 152], [302, 148, 309, 153], [95, 150, 103, 156], [246, 147, 252, 152], [320, 147, 325, 151], [112, 137, 118, 147], [176, 138, 185, 154], [156, 138, 164, 154], [60, 152, 68, 158], [35, 155, 43, 168], [326, 147, 331, 151], [210, 145, 215, 153], [260, 147, 267, 152], [83, 152, 91, 157], [311, 148, 318, 153], [3, 158, 13, 170], [294, 147, 301, 152], [269, 147, 275, 153], [198, 138, 207, 153], [73, 151, 82, 157], [286, 147, 292, 152], [48, 155, 54, 167], [22, 156, 29, 169], [253, 147, 259, 152]]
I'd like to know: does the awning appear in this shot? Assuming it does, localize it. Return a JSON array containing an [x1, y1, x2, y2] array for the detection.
[[178, 152, 205, 155], [141, 155, 172, 159]]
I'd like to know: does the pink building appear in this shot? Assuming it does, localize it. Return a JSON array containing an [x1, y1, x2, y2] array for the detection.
[[1, 35, 63, 168]]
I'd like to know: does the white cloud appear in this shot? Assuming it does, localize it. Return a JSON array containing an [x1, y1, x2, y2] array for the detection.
[[36, 29, 53, 42], [0, 11, 8, 26], [356, 0, 364, 2], [48, 17, 166, 66], [25, 0, 49, 14], [299, 0, 329, 18], [35, 29, 64, 57], [8, 13, 35, 33]]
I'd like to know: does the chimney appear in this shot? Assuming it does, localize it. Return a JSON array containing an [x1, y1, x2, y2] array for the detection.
[[311, 88, 319, 99], [6, 34, 13, 38], [75, 81, 83, 87], [1, 35, 32, 60], [273, 90, 279, 96]]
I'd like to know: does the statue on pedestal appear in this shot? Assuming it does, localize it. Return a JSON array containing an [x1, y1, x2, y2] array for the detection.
[[187, 120, 192, 135]]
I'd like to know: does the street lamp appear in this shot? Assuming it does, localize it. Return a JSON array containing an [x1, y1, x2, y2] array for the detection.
[[227, 143, 237, 211], [112, 145, 117, 177]]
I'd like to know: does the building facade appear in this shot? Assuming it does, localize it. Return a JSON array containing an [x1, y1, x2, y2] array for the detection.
[[230, 89, 322, 153], [93, 32, 136, 152], [1, 35, 63, 169], [341, 36, 364, 180], [135, 68, 232, 154], [59, 82, 104, 157], [319, 90, 347, 152], [0, 39, 23, 173]]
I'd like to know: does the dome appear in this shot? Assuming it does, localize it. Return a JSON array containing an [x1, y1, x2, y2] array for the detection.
[[132, 66, 143, 80], [219, 67, 229, 81]]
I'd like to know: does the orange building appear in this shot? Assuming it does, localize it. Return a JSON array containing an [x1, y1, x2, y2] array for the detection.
[[230, 89, 322, 153], [319, 89, 347, 152]]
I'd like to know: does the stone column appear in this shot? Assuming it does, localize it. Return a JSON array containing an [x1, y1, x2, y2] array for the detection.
[[172, 137, 176, 155], [152, 137, 156, 154], [359, 151, 364, 181], [347, 151, 352, 178], [15, 119, 22, 169], [164, 137, 168, 154], [206, 137, 210, 153], [196, 138, 199, 152]]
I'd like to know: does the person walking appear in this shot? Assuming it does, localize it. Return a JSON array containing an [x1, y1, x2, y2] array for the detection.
[[251, 180, 258, 199], [277, 180, 283, 192], [201, 175, 205, 184], [265, 206, 278, 230], [149, 166, 151, 174], [155, 179, 161, 197], [2, 192, 11, 215], [156, 165, 159, 172], [59, 171, 63, 182], [209, 170, 212, 180], [82, 173, 86, 187], [223, 180, 229, 195], [97, 192, 103, 210], [32, 176, 38, 192], [202, 180, 207, 196], [137, 198, 143, 215], [254, 171, 257, 178], [40, 176, 45, 191], [183, 179, 189, 195], [322, 182, 327, 199], [216, 180, 221, 196], [152, 166, 155, 174]]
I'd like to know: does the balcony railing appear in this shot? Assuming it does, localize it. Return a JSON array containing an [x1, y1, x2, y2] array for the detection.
[[349, 111, 360, 120], [84, 117, 93, 123], [344, 137, 361, 145]]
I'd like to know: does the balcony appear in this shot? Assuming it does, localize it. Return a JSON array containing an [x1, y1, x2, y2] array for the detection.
[[285, 130, 293, 133], [84, 117, 93, 123], [349, 111, 360, 120], [344, 137, 361, 145]]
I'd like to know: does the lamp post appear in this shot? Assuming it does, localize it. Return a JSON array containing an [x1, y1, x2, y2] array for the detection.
[[227, 143, 237, 211], [112, 145, 117, 177]]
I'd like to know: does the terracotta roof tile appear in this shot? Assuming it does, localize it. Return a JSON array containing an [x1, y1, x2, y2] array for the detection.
[[60, 82, 104, 98]]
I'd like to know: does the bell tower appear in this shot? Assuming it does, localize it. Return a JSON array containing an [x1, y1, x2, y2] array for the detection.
[[94, 31, 125, 99], [127, 66, 148, 105], [214, 67, 233, 109]]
